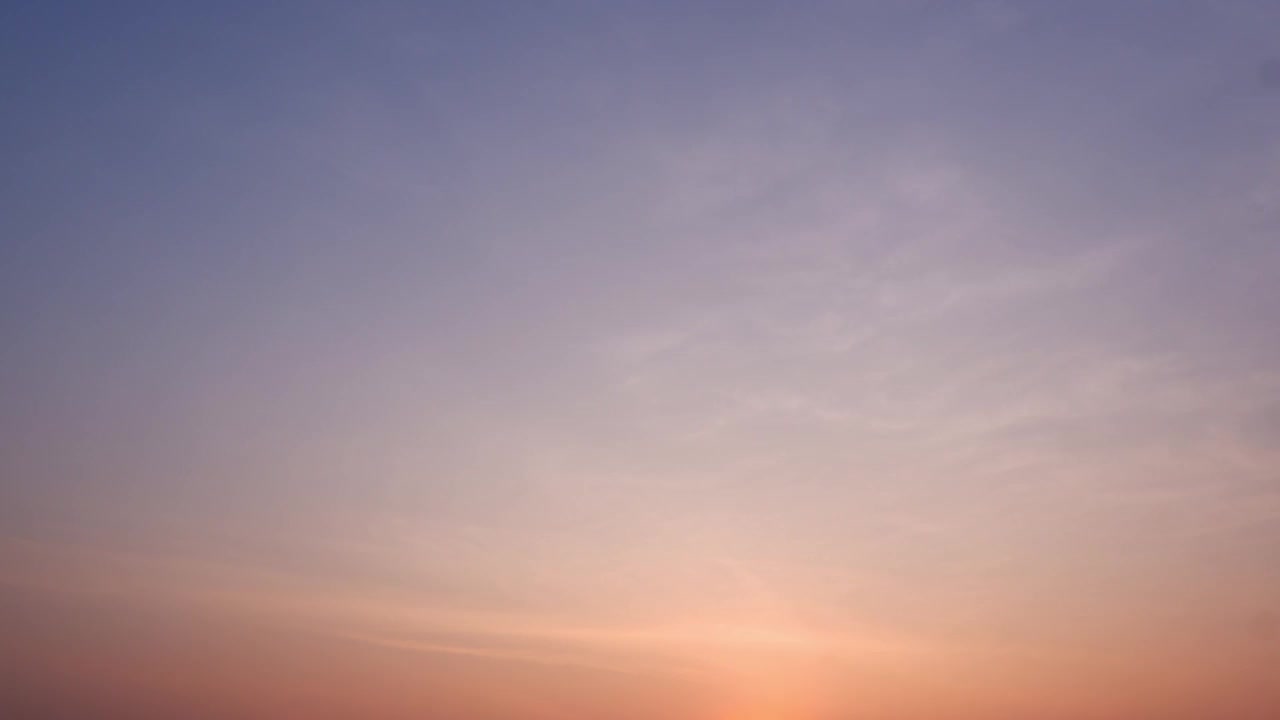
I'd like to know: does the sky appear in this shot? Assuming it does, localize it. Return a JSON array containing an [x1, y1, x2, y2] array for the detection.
[[2, 1, 1280, 718]]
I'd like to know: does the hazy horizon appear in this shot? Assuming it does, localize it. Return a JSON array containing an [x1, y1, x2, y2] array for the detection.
[[3, 2, 1280, 718]]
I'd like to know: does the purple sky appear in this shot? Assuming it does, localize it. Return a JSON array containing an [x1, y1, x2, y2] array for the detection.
[[3, 2, 1280, 718]]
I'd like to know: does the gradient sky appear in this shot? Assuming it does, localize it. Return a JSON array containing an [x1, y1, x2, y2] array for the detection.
[[3, 2, 1280, 718]]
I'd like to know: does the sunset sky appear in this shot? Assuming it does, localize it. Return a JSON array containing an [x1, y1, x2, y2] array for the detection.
[[3, 2, 1280, 718]]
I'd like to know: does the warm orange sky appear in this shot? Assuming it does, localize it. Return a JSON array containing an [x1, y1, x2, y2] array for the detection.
[[3, 2, 1280, 718]]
